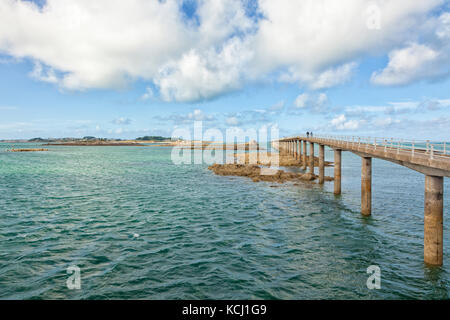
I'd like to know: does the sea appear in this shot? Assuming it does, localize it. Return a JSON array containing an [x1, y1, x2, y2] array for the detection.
[[0, 142, 449, 299]]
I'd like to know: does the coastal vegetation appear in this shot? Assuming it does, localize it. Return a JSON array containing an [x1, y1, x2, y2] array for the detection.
[[136, 136, 171, 141]]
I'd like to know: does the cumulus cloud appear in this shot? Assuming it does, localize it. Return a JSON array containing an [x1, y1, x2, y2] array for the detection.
[[372, 117, 401, 128], [112, 117, 132, 125], [154, 38, 253, 102], [280, 62, 357, 90], [330, 114, 364, 130], [0, 0, 194, 90], [0, 0, 447, 101], [371, 43, 440, 85], [372, 12, 450, 86], [292, 92, 328, 113]]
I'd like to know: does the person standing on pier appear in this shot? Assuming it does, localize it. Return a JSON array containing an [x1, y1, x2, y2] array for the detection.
[[307, 132, 310, 138]]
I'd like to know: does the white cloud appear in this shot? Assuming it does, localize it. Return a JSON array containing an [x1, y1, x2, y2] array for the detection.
[[140, 87, 154, 101], [253, 0, 443, 81], [112, 117, 132, 125], [154, 38, 253, 102], [294, 93, 308, 109], [330, 114, 364, 130], [371, 43, 440, 85], [225, 116, 240, 126], [372, 117, 400, 128], [281, 62, 357, 90], [0, 0, 192, 90], [292, 92, 328, 112], [29, 61, 58, 84], [0, 0, 447, 101], [187, 109, 215, 121], [372, 12, 450, 86]]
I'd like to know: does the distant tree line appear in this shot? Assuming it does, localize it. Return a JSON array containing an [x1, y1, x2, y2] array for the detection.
[[135, 136, 171, 141]]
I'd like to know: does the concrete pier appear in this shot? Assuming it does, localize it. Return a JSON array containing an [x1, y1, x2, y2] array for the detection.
[[302, 140, 307, 170], [277, 135, 449, 266], [309, 142, 315, 174], [361, 157, 372, 216], [424, 175, 444, 266], [319, 144, 325, 184], [334, 149, 342, 195]]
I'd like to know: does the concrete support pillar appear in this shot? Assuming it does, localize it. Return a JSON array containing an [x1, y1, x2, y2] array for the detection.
[[295, 141, 298, 160], [361, 157, 372, 216], [302, 141, 307, 170], [424, 175, 444, 266], [334, 149, 342, 195], [299, 141, 303, 164], [309, 142, 315, 174], [319, 144, 325, 184]]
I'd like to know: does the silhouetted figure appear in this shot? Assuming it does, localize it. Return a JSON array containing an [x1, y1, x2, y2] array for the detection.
[[311, 132, 313, 137], [306, 132, 310, 138]]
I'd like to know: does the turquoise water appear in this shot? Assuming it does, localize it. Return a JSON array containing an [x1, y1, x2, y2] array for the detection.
[[0, 143, 449, 299]]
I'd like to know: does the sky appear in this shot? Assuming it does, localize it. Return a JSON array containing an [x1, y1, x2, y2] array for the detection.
[[0, 0, 450, 140]]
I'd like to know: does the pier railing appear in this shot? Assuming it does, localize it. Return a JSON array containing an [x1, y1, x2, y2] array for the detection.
[[283, 135, 449, 161]]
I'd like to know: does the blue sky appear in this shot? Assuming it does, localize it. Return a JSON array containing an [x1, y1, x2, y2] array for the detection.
[[0, 0, 450, 140]]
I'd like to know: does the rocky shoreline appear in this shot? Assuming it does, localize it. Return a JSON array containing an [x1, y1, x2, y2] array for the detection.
[[208, 151, 334, 184]]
